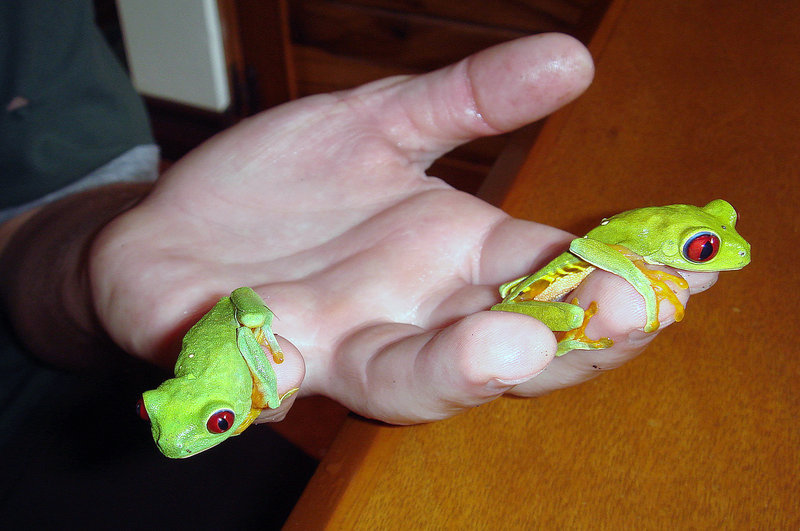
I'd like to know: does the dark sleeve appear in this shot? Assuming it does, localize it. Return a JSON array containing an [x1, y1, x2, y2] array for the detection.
[[0, 313, 317, 528], [0, 0, 154, 209]]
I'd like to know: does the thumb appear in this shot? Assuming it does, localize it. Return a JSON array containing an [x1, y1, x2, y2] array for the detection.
[[372, 33, 594, 162]]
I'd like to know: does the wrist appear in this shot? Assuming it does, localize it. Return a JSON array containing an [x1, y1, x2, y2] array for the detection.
[[0, 183, 151, 369]]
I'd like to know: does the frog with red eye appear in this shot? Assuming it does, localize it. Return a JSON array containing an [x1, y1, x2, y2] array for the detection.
[[137, 287, 296, 458], [492, 200, 751, 356]]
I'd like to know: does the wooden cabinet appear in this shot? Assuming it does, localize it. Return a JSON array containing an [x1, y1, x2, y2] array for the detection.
[[291, 0, 605, 95]]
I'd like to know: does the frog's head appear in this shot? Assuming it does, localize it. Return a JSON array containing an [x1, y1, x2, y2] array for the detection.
[[137, 375, 250, 459], [599, 199, 751, 272]]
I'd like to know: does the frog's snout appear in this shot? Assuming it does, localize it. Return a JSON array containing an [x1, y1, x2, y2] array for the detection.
[[155, 434, 196, 458], [738, 250, 751, 267], [736, 241, 751, 268]]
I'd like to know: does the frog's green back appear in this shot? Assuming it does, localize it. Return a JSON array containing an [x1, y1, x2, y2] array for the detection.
[[142, 296, 255, 458], [585, 200, 750, 272], [175, 297, 240, 374]]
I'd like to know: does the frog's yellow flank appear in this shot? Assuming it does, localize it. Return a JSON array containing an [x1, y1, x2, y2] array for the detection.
[[491, 200, 751, 356]]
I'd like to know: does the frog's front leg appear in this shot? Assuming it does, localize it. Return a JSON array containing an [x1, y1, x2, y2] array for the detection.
[[614, 247, 689, 325], [569, 239, 687, 333], [236, 327, 297, 413]]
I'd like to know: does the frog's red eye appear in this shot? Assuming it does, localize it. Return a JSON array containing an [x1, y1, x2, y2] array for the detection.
[[683, 232, 720, 263], [136, 397, 149, 421], [207, 410, 235, 434]]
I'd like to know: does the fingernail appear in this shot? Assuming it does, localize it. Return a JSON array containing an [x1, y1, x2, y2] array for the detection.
[[486, 368, 545, 390]]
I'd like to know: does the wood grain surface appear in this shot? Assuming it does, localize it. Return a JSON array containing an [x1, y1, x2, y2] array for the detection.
[[285, 0, 800, 527]]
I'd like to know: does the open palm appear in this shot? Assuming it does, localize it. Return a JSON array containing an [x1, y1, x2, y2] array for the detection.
[[91, 35, 713, 424]]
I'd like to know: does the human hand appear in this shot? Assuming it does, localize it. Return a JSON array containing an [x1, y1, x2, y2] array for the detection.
[[90, 34, 718, 423]]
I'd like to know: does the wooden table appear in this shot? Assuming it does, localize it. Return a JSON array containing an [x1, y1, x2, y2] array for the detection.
[[286, 0, 799, 527]]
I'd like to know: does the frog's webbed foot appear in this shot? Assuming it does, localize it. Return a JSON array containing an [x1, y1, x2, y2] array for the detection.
[[233, 407, 262, 435], [628, 258, 689, 332], [236, 388, 299, 434], [254, 327, 284, 363], [245, 388, 299, 424], [556, 299, 613, 357]]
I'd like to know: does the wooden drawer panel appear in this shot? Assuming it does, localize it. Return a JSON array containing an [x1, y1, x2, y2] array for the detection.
[[342, 0, 589, 32], [290, 0, 528, 72]]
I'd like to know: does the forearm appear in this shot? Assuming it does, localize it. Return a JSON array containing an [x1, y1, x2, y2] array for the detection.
[[0, 183, 152, 369]]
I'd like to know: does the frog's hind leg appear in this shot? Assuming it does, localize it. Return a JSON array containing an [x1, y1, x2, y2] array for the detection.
[[555, 299, 613, 356], [237, 327, 281, 409], [491, 300, 585, 331]]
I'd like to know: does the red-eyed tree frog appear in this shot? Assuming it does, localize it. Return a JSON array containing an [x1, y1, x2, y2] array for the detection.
[[491, 200, 751, 356], [137, 287, 296, 458]]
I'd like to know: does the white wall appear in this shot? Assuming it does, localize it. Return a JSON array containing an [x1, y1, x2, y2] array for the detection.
[[116, 0, 231, 111]]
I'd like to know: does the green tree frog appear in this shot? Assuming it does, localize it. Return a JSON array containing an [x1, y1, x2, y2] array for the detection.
[[137, 287, 296, 458], [491, 200, 750, 356]]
